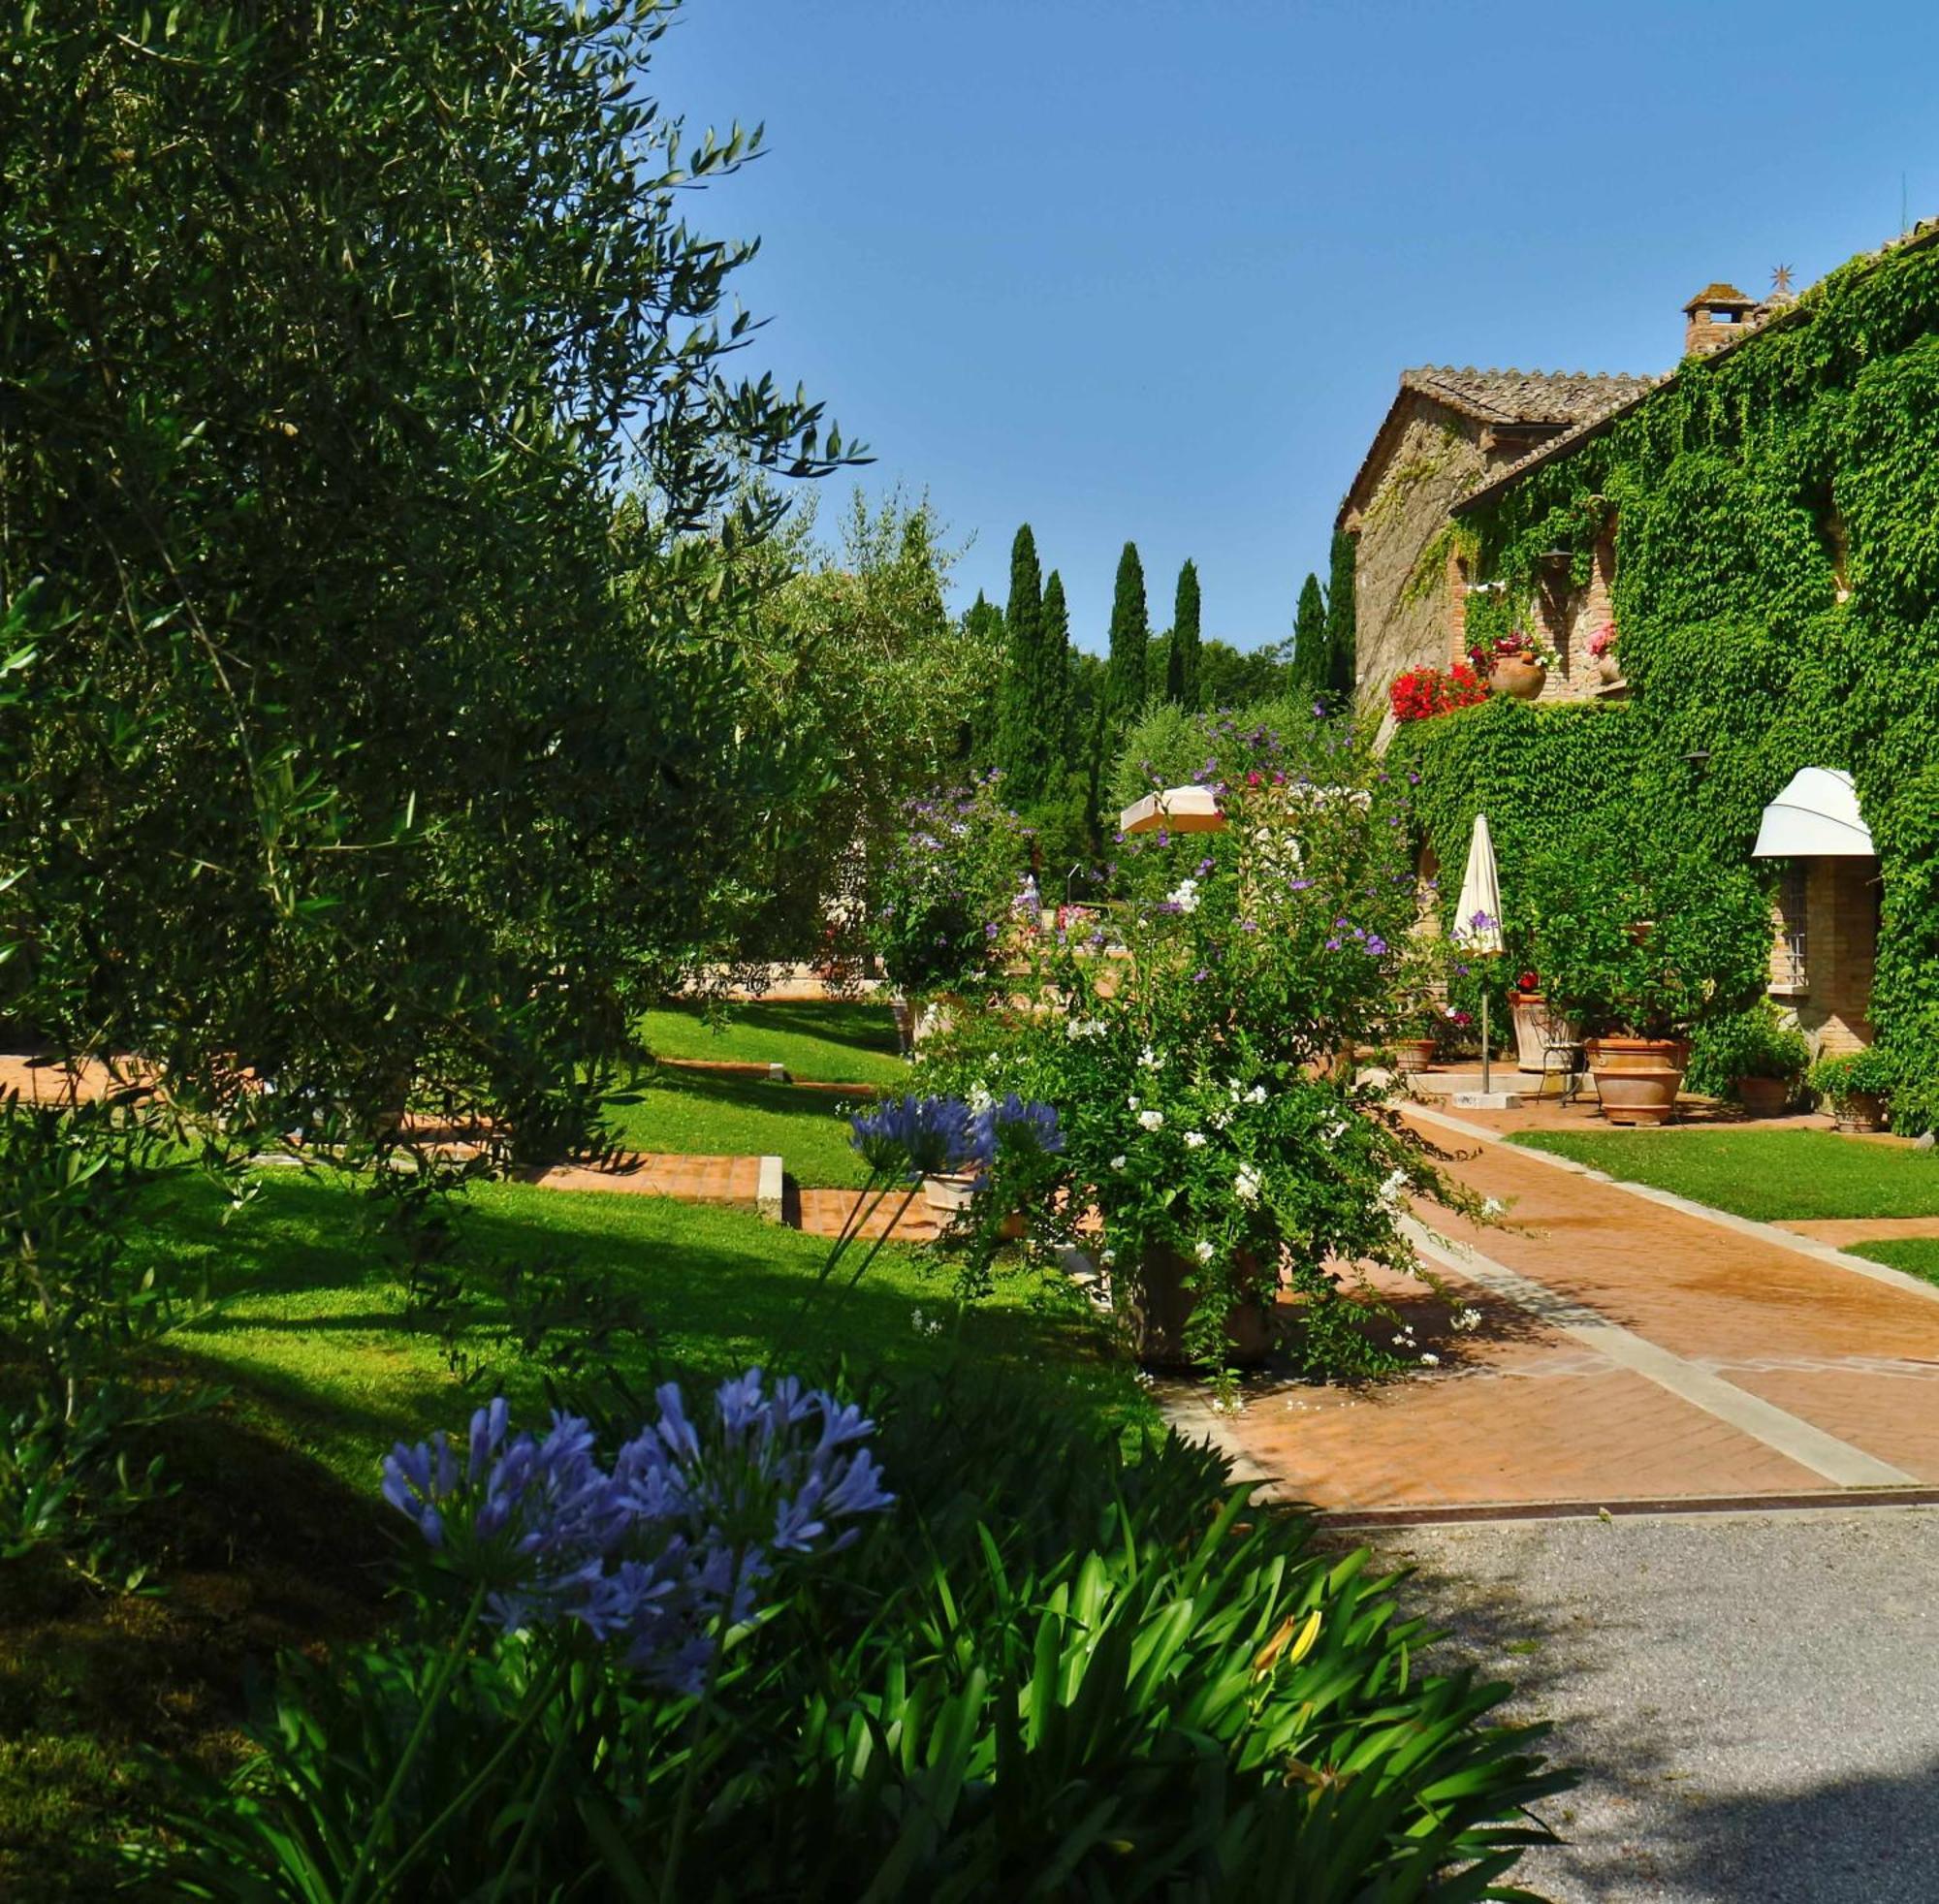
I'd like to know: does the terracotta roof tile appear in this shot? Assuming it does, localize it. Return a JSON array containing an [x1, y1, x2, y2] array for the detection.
[[1399, 365, 1657, 428]]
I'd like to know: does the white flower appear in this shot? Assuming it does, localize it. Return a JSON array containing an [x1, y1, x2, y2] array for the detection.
[[967, 1084, 993, 1114], [1247, 1084, 1268, 1105], [1210, 1109, 1231, 1129], [1137, 1109, 1164, 1130], [1480, 1195, 1505, 1217], [1127, 1095, 1140, 1111], [1322, 1119, 1347, 1141], [1109, 1154, 1128, 1171], [1183, 1129, 1207, 1150], [1419, 1352, 1441, 1367], [1066, 1017, 1107, 1040], [1100, 1249, 1117, 1266], [1392, 1334, 1408, 1347], [1193, 1239, 1216, 1263], [1138, 1044, 1161, 1070], [1166, 877, 1201, 913], [1451, 1306, 1482, 1333], [1234, 1164, 1261, 1205], [1227, 1080, 1242, 1102], [1379, 1168, 1411, 1211]]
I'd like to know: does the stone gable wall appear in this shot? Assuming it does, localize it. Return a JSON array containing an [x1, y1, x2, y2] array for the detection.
[[1346, 399, 1487, 734]]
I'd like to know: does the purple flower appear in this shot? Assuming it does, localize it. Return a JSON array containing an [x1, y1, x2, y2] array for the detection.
[[385, 1375, 895, 1694], [972, 1093, 1064, 1161], [849, 1095, 979, 1178]]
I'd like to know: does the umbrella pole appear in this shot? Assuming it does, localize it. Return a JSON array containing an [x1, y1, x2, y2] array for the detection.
[[1481, 988, 1491, 1095]]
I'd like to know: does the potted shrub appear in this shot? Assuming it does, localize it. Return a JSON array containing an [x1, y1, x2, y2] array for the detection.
[[1689, 1003, 1810, 1115], [1807, 1048, 1898, 1132], [917, 750, 1482, 1381], [1468, 628, 1557, 703], [1587, 621, 1621, 685], [1524, 841, 1772, 1126]]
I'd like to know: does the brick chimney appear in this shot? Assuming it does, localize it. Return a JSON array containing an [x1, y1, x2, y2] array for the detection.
[[1683, 282, 1760, 357]]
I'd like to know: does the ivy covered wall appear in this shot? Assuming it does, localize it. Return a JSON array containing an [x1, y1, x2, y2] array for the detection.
[[1392, 221, 1939, 1123]]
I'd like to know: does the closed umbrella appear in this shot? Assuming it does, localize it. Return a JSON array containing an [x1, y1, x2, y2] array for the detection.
[[1451, 813, 1506, 1094]]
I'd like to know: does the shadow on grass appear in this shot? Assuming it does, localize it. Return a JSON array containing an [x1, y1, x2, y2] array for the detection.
[[656, 997, 901, 1059]]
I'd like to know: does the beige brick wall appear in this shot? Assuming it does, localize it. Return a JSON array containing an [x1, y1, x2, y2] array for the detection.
[[1767, 856, 1878, 1054]]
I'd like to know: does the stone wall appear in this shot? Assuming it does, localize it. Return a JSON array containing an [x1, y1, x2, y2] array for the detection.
[[1346, 399, 1486, 734], [1525, 528, 1619, 706]]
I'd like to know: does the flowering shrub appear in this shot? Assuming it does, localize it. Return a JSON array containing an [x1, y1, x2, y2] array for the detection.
[[869, 775, 1033, 995], [1586, 620, 1618, 660], [1467, 626, 1558, 675], [383, 1380, 892, 1695], [161, 1374, 1568, 1899], [921, 756, 1481, 1375], [1388, 662, 1489, 723]]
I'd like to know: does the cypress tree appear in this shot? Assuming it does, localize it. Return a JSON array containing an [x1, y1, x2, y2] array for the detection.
[[1039, 568, 1073, 777], [997, 524, 1048, 802], [1166, 558, 1201, 707], [1324, 530, 1357, 704], [961, 589, 1006, 766], [1293, 572, 1327, 690], [1105, 540, 1148, 733]]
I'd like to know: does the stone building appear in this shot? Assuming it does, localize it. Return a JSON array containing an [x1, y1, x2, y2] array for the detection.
[[1339, 284, 1798, 737], [1349, 255, 1897, 1059], [1337, 367, 1654, 736]]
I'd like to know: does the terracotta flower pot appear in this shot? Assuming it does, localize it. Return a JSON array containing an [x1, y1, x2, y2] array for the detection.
[[1831, 1091, 1889, 1134], [1596, 653, 1623, 685], [922, 1172, 1025, 1238], [1123, 1246, 1274, 1371], [1735, 1075, 1792, 1117], [1493, 655, 1546, 701], [1392, 1037, 1438, 1075], [1510, 992, 1578, 1073], [1586, 1036, 1689, 1126]]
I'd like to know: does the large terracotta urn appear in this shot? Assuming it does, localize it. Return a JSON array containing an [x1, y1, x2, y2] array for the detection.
[[1123, 1247, 1274, 1370], [1493, 654, 1546, 701], [1510, 992, 1578, 1073], [1586, 1036, 1690, 1126]]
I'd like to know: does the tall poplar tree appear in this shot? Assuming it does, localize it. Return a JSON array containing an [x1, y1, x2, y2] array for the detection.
[[1166, 558, 1201, 707], [1293, 572, 1327, 690], [1105, 541, 1149, 733], [997, 524, 1050, 802]]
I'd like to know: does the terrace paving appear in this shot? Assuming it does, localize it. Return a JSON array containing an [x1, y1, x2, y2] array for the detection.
[[1181, 1100, 1939, 1519]]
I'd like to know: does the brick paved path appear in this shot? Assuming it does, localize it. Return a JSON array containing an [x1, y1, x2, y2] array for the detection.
[[1191, 1107, 1939, 1516]]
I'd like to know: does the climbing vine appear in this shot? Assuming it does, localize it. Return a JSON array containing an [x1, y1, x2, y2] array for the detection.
[[1396, 221, 1939, 1122]]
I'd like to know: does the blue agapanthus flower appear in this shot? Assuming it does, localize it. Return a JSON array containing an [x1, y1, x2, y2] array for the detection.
[[971, 1092, 1064, 1161], [382, 1370, 893, 1693], [848, 1094, 980, 1178]]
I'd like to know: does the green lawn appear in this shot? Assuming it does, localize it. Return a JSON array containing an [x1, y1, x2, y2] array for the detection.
[[602, 1065, 874, 1186], [640, 999, 908, 1086], [1510, 1127, 1939, 1222], [4, 1167, 1150, 1899], [1844, 1238, 1939, 1288]]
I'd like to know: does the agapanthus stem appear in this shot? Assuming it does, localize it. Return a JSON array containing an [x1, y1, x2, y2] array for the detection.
[[370, 1647, 569, 1901], [658, 1543, 746, 1904], [341, 1581, 489, 1904], [487, 1660, 593, 1904]]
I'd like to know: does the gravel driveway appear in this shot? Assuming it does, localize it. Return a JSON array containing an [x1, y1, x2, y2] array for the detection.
[[1369, 1507, 1939, 1902]]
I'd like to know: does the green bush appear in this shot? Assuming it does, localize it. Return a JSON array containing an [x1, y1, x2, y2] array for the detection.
[[156, 1369, 1568, 1901], [1686, 1004, 1812, 1098], [1520, 837, 1770, 1040], [1806, 1046, 1902, 1108]]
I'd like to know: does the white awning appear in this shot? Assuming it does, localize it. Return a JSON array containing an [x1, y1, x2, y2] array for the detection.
[[1119, 785, 1224, 836], [1751, 768, 1875, 858]]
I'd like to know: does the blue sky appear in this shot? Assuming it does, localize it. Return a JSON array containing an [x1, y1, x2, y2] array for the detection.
[[652, 0, 1938, 652]]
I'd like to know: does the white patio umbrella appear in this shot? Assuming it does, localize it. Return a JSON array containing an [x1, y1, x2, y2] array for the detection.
[[1450, 813, 1507, 1094]]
